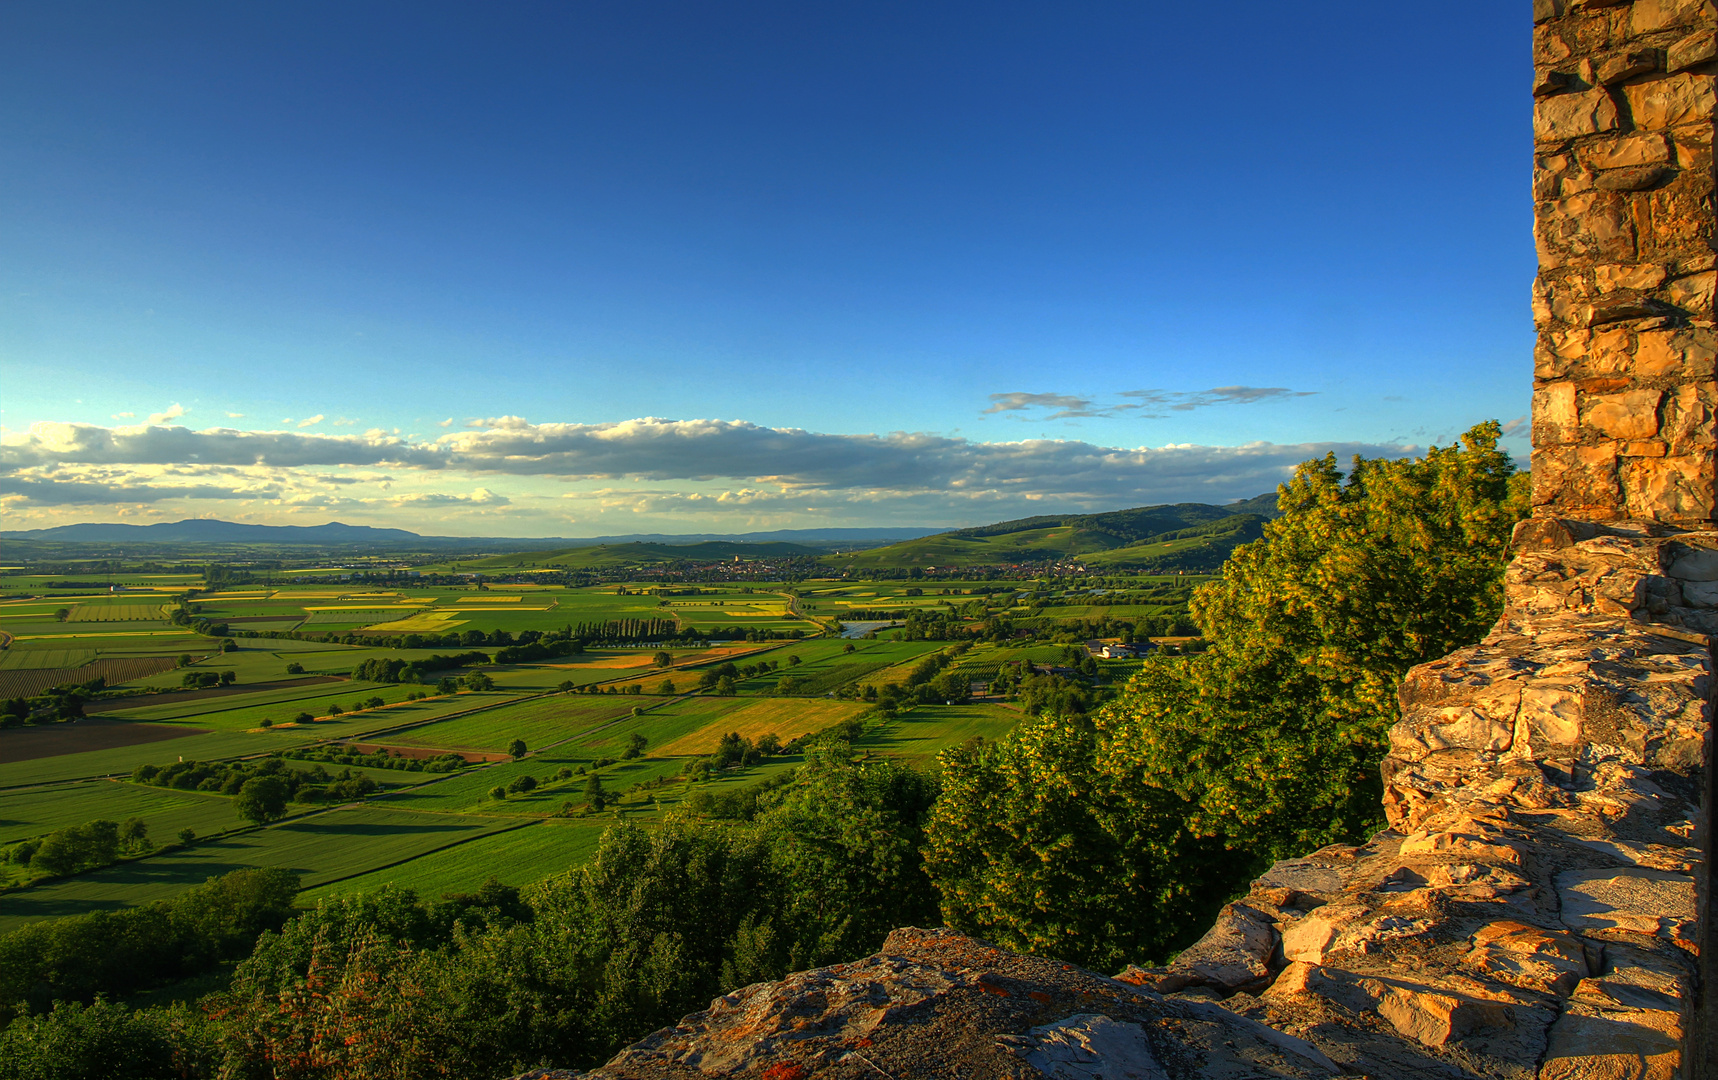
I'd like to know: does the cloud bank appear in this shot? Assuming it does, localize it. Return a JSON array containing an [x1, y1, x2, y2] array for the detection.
[[0, 416, 1415, 529]]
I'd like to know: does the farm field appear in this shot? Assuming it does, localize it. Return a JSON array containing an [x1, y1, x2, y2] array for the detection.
[[300, 818, 607, 902], [0, 647, 100, 671], [0, 780, 241, 845], [654, 698, 864, 755], [0, 729, 320, 788], [0, 805, 519, 934], [861, 704, 1024, 766], [0, 656, 182, 700], [96, 681, 471, 730], [0, 692, 511, 788], [388, 694, 637, 753], [66, 603, 169, 622]]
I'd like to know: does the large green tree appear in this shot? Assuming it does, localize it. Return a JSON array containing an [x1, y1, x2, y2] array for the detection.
[[926, 423, 1527, 968]]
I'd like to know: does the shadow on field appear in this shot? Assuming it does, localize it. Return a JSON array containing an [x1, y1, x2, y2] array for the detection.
[[283, 820, 473, 836]]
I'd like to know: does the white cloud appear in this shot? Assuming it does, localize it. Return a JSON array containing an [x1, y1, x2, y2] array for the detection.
[[111, 412, 135, 419], [391, 487, 510, 508], [0, 414, 1424, 524], [146, 403, 186, 425], [297, 415, 325, 428], [0, 421, 444, 469], [437, 418, 454, 428], [227, 412, 246, 419]]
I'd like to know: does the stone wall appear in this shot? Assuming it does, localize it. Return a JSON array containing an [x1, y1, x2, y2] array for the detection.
[[510, 5, 1718, 1078], [1531, 0, 1717, 522]]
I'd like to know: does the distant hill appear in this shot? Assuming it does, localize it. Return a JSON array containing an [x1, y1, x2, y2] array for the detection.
[[463, 541, 828, 570], [830, 496, 1279, 572], [0, 520, 949, 552], [0, 519, 424, 544]]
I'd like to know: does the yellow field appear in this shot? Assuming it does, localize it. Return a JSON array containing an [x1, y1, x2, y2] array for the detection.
[[656, 699, 868, 755], [549, 655, 659, 670], [363, 613, 469, 632], [65, 604, 169, 622], [456, 596, 523, 603], [302, 605, 422, 612]]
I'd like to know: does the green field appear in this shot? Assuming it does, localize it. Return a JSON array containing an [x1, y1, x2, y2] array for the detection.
[[387, 694, 636, 753], [0, 805, 519, 934], [98, 681, 476, 730], [0, 781, 242, 846], [860, 703, 1023, 765], [300, 818, 609, 901], [0, 647, 98, 670], [0, 730, 319, 789]]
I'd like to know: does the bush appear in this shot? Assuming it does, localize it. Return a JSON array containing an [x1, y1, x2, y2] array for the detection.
[[0, 998, 218, 1080], [507, 775, 538, 794], [489, 786, 507, 801], [0, 869, 298, 1022], [29, 821, 120, 877], [234, 778, 290, 825]]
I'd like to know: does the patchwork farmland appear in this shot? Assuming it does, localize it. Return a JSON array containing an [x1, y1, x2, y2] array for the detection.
[[0, 565, 1172, 932]]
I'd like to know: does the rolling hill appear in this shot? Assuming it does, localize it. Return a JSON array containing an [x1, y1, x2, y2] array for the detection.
[[828, 495, 1279, 572]]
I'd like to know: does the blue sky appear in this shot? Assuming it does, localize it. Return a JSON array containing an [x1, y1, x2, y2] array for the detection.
[[0, 2, 1533, 535]]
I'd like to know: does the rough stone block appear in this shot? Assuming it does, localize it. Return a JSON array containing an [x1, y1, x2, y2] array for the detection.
[[1556, 866, 1696, 938], [1367, 979, 1514, 1048], [1632, 0, 1718, 35], [1622, 450, 1717, 520], [1535, 88, 1622, 142], [1539, 1002, 1682, 1080], [1625, 73, 1715, 130], [1462, 921, 1588, 995], [1534, 381, 1580, 445], [1585, 133, 1674, 169], [1165, 903, 1278, 992], [1666, 268, 1716, 314], [1668, 30, 1717, 71], [1585, 388, 1663, 439]]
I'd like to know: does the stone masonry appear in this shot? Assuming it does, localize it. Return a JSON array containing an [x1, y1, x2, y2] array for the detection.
[[511, 4, 1718, 1078], [1532, 0, 1718, 522]]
